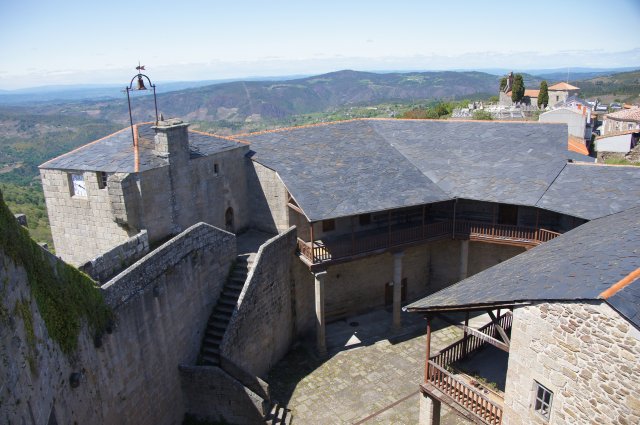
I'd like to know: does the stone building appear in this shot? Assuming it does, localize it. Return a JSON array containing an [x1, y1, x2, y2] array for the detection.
[[407, 205, 640, 424], [602, 106, 640, 135], [40, 119, 249, 265], [25, 114, 640, 424]]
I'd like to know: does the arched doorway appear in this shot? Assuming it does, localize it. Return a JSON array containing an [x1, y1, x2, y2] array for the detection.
[[225, 207, 234, 232]]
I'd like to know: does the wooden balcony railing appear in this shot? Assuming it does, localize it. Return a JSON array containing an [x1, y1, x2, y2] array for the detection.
[[424, 313, 512, 425], [454, 221, 560, 247], [298, 219, 561, 265], [426, 361, 503, 425]]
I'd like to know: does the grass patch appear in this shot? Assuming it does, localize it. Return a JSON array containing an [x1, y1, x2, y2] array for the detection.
[[0, 189, 112, 354], [603, 158, 640, 166]]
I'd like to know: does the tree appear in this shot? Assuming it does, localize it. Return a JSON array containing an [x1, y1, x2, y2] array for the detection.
[[472, 110, 493, 120], [538, 81, 549, 108], [499, 77, 508, 92], [511, 74, 525, 102]]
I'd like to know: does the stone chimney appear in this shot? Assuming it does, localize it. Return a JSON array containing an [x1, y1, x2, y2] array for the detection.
[[152, 118, 190, 163]]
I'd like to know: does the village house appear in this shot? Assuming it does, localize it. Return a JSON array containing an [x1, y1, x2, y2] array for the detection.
[[602, 106, 640, 135]]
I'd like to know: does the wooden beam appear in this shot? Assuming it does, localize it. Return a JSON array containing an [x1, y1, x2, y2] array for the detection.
[[287, 202, 305, 215], [425, 315, 432, 381], [435, 313, 509, 353], [486, 310, 510, 346]]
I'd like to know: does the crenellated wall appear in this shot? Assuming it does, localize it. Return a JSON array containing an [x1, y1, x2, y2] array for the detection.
[[79, 230, 149, 283]]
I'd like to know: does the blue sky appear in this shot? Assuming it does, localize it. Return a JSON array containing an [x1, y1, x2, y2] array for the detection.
[[1, 0, 639, 89]]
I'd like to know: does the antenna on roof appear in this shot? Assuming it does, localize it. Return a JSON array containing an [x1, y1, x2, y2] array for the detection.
[[125, 62, 159, 146]]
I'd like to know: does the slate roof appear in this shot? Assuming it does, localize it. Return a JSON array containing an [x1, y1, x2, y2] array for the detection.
[[536, 163, 640, 220], [405, 206, 640, 327], [40, 123, 244, 172], [242, 120, 451, 221], [240, 119, 589, 221]]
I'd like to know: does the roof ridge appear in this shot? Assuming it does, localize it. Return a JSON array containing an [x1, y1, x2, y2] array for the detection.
[[599, 267, 640, 299], [189, 129, 250, 145]]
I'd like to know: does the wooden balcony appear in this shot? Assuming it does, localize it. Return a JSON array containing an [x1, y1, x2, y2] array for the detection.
[[297, 219, 560, 266], [422, 313, 512, 425]]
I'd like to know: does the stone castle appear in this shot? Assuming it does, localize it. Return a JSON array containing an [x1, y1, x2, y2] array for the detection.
[[2, 101, 640, 424]]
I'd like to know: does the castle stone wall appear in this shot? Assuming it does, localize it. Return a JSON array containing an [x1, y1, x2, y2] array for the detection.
[[179, 365, 265, 425], [1, 223, 236, 425], [79, 230, 149, 283], [221, 227, 297, 377], [40, 169, 134, 265], [503, 301, 640, 424], [247, 161, 290, 234]]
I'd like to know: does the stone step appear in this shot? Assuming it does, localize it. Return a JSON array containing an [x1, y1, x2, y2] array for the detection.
[[205, 327, 225, 338], [265, 402, 292, 425], [202, 345, 220, 356], [219, 296, 237, 307], [216, 304, 235, 314], [201, 354, 219, 366], [211, 312, 232, 323], [203, 335, 222, 346]]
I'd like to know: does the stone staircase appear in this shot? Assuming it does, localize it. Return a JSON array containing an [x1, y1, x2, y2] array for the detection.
[[200, 254, 252, 366], [264, 401, 292, 425]]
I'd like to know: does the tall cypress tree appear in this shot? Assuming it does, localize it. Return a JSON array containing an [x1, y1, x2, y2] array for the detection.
[[511, 74, 525, 102], [538, 81, 549, 108]]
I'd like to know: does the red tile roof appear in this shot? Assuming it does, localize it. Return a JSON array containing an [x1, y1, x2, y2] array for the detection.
[[568, 135, 589, 156], [605, 107, 640, 122], [548, 82, 580, 91]]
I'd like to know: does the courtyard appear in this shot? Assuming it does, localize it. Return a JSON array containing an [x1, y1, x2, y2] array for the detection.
[[268, 308, 491, 424]]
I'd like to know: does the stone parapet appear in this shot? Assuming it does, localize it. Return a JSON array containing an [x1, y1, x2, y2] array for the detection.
[[79, 230, 149, 283]]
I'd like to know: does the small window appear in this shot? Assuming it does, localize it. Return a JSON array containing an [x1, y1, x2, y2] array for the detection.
[[533, 381, 553, 420], [358, 214, 371, 226], [69, 173, 87, 197], [97, 172, 109, 189], [214, 163, 219, 175], [322, 219, 335, 232]]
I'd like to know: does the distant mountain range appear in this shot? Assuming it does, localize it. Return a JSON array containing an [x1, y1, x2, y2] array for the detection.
[[1, 66, 636, 105]]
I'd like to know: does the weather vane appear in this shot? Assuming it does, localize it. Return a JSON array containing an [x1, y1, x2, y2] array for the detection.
[[125, 62, 159, 146]]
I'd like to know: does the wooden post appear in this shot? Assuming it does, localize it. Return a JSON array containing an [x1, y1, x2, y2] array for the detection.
[[425, 314, 432, 382], [310, 221, 315, 263], [388, 210, 392, 247], [462, 311, 470, 357], [351, 216, 355, 256], [535, 209, 540, 241], [422, 204, 426, 238], [452, 200, 457, 239]]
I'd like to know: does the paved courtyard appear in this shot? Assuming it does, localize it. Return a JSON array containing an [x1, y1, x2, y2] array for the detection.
[[268, 308, 489, 424]]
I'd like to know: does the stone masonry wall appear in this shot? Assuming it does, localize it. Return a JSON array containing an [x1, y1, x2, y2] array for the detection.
[[221, 227, 297, 377], [40, 169, 134, 265], [179, 365, 265, 425], [247, 161, 290, 234], [79, 230, 149, 283], [1, 223, 236, 425], [291, 238, 526, 326], [503, 301, 640, 425]]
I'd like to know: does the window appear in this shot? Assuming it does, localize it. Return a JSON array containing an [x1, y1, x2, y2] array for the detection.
[[358, 214, 371, 226], [214, 163, 219, 175], [69, 173, 87, 197], [533, 381, 553, 420], [322, 219, 335, 232], [97, 172, 109, 189]]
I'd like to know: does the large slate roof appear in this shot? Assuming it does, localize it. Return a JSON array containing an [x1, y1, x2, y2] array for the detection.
[[536, 163, 640, 220], [242, 120, 452, 221], [405, 206, 640, 327], [241, 119, 618, 221], [40, 124, 244, 172]]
